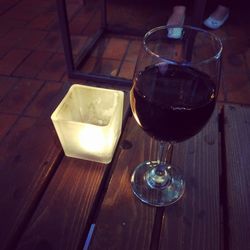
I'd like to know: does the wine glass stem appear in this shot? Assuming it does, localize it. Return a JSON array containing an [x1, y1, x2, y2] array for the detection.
[[146, 141, 173, 189]]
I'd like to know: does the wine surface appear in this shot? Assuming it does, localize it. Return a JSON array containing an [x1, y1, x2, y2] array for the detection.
[[130, 64, 216, 142]]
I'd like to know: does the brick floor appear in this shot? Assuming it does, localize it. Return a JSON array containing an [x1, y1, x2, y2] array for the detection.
[[37, 32, 63, 52], [0, 28, 28, 48], [223, 71, 250, 104], [0, 78, 44, 114], [118, 61, 136, 79], [27, 12, 56, 30], [2, 5, 43, 21], [0, 1, 19, 16], [16, 29, 48, 50], [36, 53, 66, 81], [0, 76, 19, 100], [0, 48, 30, 75], [245, 49, 250, 70], [81, 56, 121, 76], [102, 38, 129, 60], [222, 53, 246, 75], [0, 114, 18, 140], [0, 0, 249, 144], [69, 13, 93, 35], [70, 35, 88, 56], [0, 116, 36, 163], [24, 81, 64, 117], [13, 50, 52, 78], [124, 40, 142, 62], [0, 18, 27, 37]]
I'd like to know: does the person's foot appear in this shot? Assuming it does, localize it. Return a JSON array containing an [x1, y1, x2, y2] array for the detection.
[[167, 5, 186, 26], [204, 5, 229, 29], [167, 6, 186, 39]]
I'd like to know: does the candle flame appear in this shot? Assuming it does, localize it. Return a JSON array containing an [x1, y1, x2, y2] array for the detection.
[[78, 125, 113, 154]]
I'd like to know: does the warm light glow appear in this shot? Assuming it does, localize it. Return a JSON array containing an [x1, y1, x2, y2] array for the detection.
[[78, 125, 113, 153], [51, 84, 124, 163]]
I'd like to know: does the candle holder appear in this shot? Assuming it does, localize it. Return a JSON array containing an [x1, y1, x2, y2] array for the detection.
[[51, 84, 124, 164]]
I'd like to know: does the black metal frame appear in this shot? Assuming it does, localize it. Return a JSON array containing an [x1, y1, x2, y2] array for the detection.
[[57, 0, 131, 89], [56, 0, 207, 88]]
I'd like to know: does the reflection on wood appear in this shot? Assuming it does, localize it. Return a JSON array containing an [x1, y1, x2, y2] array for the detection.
[[89, 117, 157, 250], [159, 109, 220, 250], [224, 105, 250, 250]]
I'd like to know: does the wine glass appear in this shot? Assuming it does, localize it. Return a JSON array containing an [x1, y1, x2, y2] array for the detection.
[[130, 25, 222, 206]]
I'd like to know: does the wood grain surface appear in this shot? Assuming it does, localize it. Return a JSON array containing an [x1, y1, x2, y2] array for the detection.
[[2, 99, 249, 250], [159, 108, 221, 250], [0, 118, 63, 250], [0, 82, 68, 250], [223, 105, 250, 250], [16, 157, 107, 250], [89, 117, 158, 250]]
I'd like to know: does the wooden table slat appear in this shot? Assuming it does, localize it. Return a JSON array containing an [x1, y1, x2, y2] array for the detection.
[[89, 117, 158, 250], [0, 120, 63, 250], [0, 82, 69, 250], [224, 105, 250, 250], [159, 108, 221, 250], [16, 157, 107, 250]]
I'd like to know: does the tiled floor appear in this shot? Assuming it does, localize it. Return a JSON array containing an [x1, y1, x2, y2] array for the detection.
[[0, 0, 250, 141]]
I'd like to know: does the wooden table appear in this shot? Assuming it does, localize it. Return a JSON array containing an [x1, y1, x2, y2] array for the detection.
[[0, 85, 250, 250]]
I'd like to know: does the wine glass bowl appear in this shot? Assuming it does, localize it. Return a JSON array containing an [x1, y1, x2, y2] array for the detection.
[[130, 25, 222, 206]]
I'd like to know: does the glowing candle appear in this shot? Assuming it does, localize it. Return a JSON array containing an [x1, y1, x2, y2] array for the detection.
[[51, 84, 124, 163]]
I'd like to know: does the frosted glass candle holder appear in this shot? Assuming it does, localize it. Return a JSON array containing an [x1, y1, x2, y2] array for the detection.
[[51, 84, 124, 164]]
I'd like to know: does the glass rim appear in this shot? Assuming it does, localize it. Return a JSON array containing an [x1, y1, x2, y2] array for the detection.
[[143, 25, 223, 66]]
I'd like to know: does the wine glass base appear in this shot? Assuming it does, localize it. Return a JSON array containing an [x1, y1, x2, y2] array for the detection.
[[131, 161, 185, 207]]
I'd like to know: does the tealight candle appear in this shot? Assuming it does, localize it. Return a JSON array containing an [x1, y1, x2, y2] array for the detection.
[[51, 84, 124, 164]]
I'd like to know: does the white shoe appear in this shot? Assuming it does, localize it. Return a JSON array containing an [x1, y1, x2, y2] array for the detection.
[[204, 11, 229, 29], [167, 26, 183, 39], [167, 6, 185, 39], [167, 15, 185, 39]]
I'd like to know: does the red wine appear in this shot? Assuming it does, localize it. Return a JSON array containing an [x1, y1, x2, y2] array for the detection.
[[130, 64, 216, 142]]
